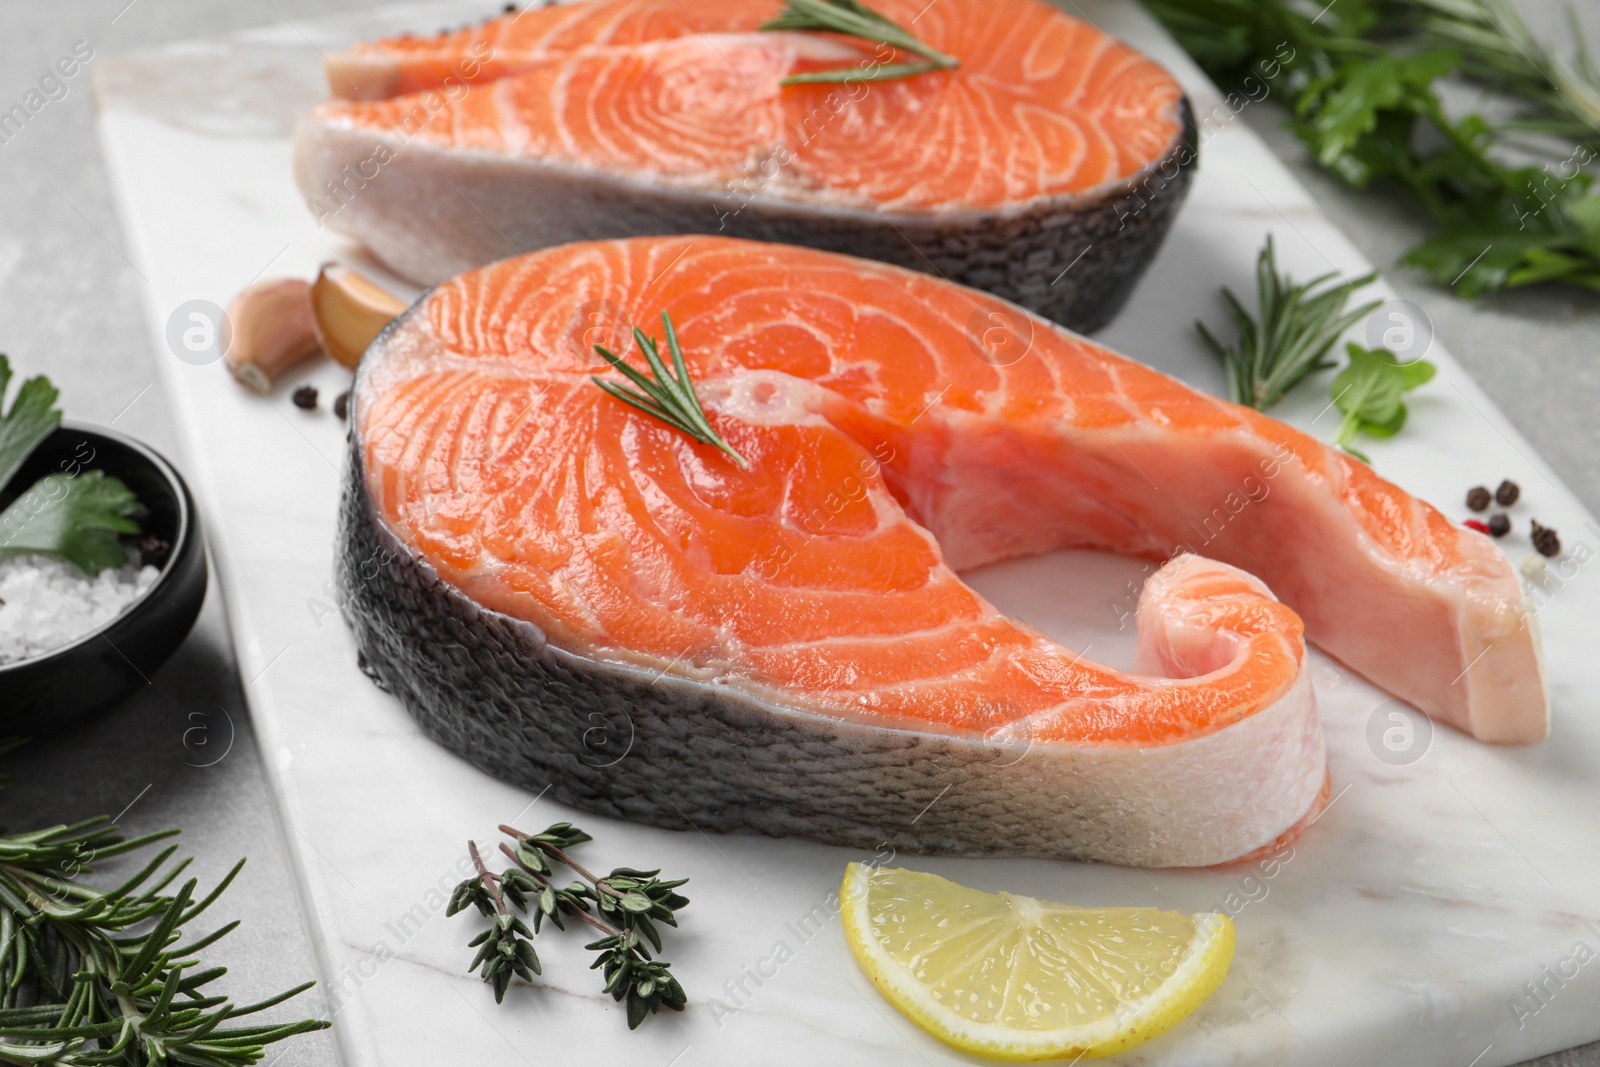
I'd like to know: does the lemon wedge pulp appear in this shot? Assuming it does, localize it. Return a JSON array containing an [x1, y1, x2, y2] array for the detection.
[[840, 863, 1234, 1061]]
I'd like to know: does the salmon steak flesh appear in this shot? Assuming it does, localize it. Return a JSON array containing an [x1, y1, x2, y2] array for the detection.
[[338, 236, 1546, 869], [296, 0, 1195, 333]]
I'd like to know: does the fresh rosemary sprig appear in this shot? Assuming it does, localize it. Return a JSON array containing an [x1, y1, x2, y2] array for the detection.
[[1197, 237, 1381, 411], [590, 311, 749, 469], [1397, 0, 1600, 143], [760, 0, 959, 85], [0, 761, 329, 1065], [448, 822, 689, 1030]]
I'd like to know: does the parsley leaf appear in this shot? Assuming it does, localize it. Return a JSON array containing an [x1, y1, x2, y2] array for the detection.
[[1299, 49, 1462, 176], [1142, 0, 1600, 297], [0, 471, 141, 574], [0, 355, 144, 574], [0, 354, 62, 492], [1330, 343, 1437, 462]]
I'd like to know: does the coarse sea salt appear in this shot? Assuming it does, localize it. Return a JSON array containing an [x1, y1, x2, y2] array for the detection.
[[0, 554, 160, 666]]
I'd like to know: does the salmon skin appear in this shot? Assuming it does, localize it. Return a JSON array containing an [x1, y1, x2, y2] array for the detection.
[[338, 237, 1545, 868], [296, 0, 1194, 333]]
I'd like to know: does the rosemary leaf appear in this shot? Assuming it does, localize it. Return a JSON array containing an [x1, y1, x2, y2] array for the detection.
[[590, 312, 750, 469], [1398, 0, 1600, 142], [0, 743, 329, 1066], [761, 0, 958, 86], [779, 60, 950, 85], [1197, 237, 1380, 412]]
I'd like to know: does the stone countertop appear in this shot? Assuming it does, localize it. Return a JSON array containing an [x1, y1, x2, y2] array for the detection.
[[0, 2, 1595, 1065]]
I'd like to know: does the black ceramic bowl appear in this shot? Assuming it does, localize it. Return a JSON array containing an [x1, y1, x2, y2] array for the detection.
[[0, 422, 206, 732]]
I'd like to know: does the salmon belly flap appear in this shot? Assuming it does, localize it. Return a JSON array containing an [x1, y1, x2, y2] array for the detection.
[[338, 236, 1546, 869], [296, 0, 1195, 332]]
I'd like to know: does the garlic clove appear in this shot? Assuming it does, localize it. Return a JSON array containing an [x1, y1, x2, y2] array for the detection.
[[311, 263, 409, 370], [224, 278, 322, 392]]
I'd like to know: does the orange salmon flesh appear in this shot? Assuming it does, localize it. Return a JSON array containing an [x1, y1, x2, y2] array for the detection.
[[315, 0, 1186, 212], [355, 237, 1546, 748]]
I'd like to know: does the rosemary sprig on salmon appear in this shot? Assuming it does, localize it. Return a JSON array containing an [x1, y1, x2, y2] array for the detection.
[[761, 0, 959, 84], [590, 311, 749, 468]]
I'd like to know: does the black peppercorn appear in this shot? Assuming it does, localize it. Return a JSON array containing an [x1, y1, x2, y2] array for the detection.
[[334, 390, 350, 420], [292, 385, 319, 410], [138, 536, 172, 569], [1495, 479, 1520, 507], [1487, 513, 1510, 538], [1531, 520, 1560, 558], [1466, 486, 1491, 511]]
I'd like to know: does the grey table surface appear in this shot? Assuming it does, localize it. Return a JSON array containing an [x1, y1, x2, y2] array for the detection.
[[0, 2, 1595, 1065]]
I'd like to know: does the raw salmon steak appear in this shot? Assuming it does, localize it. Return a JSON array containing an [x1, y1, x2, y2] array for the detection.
[[296, 0, 1194, 332], [338, 237, 1546, 869]]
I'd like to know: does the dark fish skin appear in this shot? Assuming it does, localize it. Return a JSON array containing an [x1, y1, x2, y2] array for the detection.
[[656, 101, 1197, 334], [336, 434, 1207, 866], [297, 104, 1195, 334], [334, 218, 1334, 870]]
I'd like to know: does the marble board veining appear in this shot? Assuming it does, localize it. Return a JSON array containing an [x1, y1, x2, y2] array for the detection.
[[92, 2, 1600, 1064]]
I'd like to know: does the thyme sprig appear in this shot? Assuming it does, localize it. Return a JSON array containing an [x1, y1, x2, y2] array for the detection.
[[1198, 237, 1381, 411], [459, 842, 541, 1003], [448, 822, 689, 1030], [761, 0, 959, 85], [590, 312, 749, 469], [0, 763, 329, 1065]]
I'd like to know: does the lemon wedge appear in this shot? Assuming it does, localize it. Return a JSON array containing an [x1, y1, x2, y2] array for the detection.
[[840, 863, 1234, 1061]]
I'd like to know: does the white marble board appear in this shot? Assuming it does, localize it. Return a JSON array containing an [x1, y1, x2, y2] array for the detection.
[[91, 2, 1600, 1064]]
